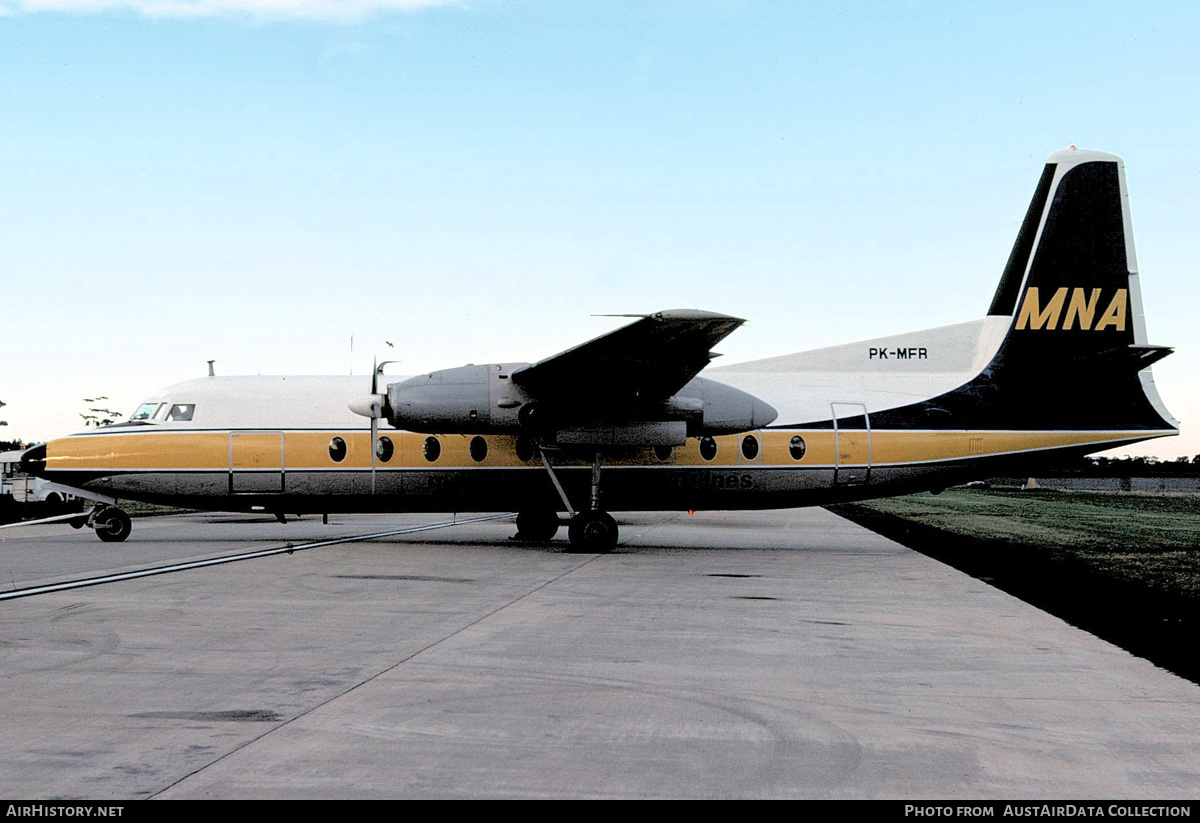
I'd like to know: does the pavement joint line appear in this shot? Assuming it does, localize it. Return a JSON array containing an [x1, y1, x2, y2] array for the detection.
[[623, 511, 685, 543], [149, 543, 605, 798], [0, 512, 518, 602]]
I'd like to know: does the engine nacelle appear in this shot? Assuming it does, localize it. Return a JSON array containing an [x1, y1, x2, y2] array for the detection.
[[385, 364, 529, 432], [677, 377, 778, 435], [378, 365, 777, 437]]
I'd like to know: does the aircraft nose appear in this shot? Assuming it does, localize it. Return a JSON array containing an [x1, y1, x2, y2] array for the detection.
[[19, 443, 47, 478]]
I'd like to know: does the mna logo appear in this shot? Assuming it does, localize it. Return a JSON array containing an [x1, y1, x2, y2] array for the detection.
[[1015, 287, 1127, 332]]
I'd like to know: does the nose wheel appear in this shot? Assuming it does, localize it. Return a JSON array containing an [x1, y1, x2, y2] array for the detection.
[[92, 506, 132, 543]]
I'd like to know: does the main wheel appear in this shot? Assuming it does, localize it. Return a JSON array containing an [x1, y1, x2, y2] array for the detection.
[[515, 508, 560, 542], [94, 508, 132, 543], [567, 511, 618, 553]]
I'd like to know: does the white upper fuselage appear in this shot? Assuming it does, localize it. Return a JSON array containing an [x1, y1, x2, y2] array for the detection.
[[712, 316, 1011, 426], [122, 315, 1011, 434], [126, 374, 385, 431]]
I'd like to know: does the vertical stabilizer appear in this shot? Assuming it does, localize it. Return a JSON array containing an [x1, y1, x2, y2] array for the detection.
[[870, 149, 1177, 434]]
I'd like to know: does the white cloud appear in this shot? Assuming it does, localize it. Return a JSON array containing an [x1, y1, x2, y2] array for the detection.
[[4, 0, 460, 21]]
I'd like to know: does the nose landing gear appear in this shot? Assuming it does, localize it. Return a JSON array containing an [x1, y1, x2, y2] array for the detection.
[[91, 506, 132, 543]]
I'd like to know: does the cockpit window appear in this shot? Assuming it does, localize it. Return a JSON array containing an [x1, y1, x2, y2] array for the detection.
[[166, 403, 195, 422], [130, 403, 160, 421]]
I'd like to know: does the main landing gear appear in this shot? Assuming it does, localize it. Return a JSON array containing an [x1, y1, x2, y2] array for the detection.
[[515, 508, 561, 543], [521, 448, 620, 553], [566, 510, 618, 553]]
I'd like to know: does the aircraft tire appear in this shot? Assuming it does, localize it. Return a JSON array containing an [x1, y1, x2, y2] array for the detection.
[[516, 508, 560, 542], [95, 508, 132, 543], [567, 511, 618, 553]]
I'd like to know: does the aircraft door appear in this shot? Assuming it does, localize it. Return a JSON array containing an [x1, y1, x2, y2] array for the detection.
[[831, 403, 871, 486], [229, 432, 285, 494]]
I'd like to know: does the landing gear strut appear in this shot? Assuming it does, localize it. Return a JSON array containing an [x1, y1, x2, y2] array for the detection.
[[528, 447, 620, 553], [567, 450, 618, 552]]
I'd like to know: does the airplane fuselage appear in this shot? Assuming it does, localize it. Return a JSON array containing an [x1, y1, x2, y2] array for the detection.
[[38, 375, 1167, 516], [19, 149, 1180, 547]]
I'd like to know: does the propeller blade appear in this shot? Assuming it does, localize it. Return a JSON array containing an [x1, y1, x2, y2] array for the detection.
[[370, 356, 378, 494]]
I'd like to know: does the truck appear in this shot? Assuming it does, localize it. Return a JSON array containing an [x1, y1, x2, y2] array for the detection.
[[1, 448, 77, 523]]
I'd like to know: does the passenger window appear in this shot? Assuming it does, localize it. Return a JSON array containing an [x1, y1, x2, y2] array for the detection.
[[469, 436, 488, 463], [423, 437, 441, 462], [789, 435, 807, 461], [515, 437, 536, 463], [166, 404, 195, 421], [376, 436, 394, 463], [329, 437, 347, 463], [741, 434, 759, 461]]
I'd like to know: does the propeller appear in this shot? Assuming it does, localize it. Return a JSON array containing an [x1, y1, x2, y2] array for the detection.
[[370, 357, 379, 491], [369, 355, 379, 489], [349, 359, 402, 422], [350, 359, 403, 493]]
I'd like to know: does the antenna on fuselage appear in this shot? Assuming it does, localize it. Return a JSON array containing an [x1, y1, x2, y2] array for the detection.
[[207, 360, 216, 377]]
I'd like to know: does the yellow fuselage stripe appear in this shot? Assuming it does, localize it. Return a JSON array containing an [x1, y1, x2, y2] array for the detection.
[[44, 428, 1157, 473]]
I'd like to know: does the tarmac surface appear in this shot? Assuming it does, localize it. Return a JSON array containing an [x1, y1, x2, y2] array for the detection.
[[1, 507, 1199, 799]]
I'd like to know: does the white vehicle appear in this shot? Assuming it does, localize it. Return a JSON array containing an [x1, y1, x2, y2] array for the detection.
[[1, 449, 73, 505]]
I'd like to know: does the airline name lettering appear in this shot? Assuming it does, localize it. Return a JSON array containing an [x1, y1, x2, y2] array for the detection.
[[869, 347, 928, 360], [667, 473, 754, 491], [1015, 287, 1127, 332]]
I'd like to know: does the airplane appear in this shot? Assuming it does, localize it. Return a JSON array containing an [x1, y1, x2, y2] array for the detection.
[[19, 148, 1178, 551]]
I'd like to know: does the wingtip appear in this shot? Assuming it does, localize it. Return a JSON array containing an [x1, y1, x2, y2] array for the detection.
[[651, 309, 746, 324]]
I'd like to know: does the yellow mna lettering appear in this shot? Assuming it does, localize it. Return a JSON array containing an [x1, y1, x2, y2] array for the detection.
[[1094, 288, 1127, 331], [1016, 287, 1126, 332], [1015, 287, 1068, 330], [1063, 288, 1102, 330]]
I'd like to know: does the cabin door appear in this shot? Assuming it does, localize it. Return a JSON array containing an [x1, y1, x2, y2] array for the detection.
[[229, 432, 285, 494], [831, 403, 871, 486]]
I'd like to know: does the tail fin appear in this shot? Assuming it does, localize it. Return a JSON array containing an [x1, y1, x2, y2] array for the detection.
[[874, 148, 1177, 434], [992, 149, 1152, 349]]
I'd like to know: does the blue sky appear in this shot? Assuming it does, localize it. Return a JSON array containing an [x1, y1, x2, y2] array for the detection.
[[2, 0, 1198, 459]]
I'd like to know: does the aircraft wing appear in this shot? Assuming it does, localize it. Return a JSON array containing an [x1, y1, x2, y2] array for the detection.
[[511, 309, 745, 401]]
